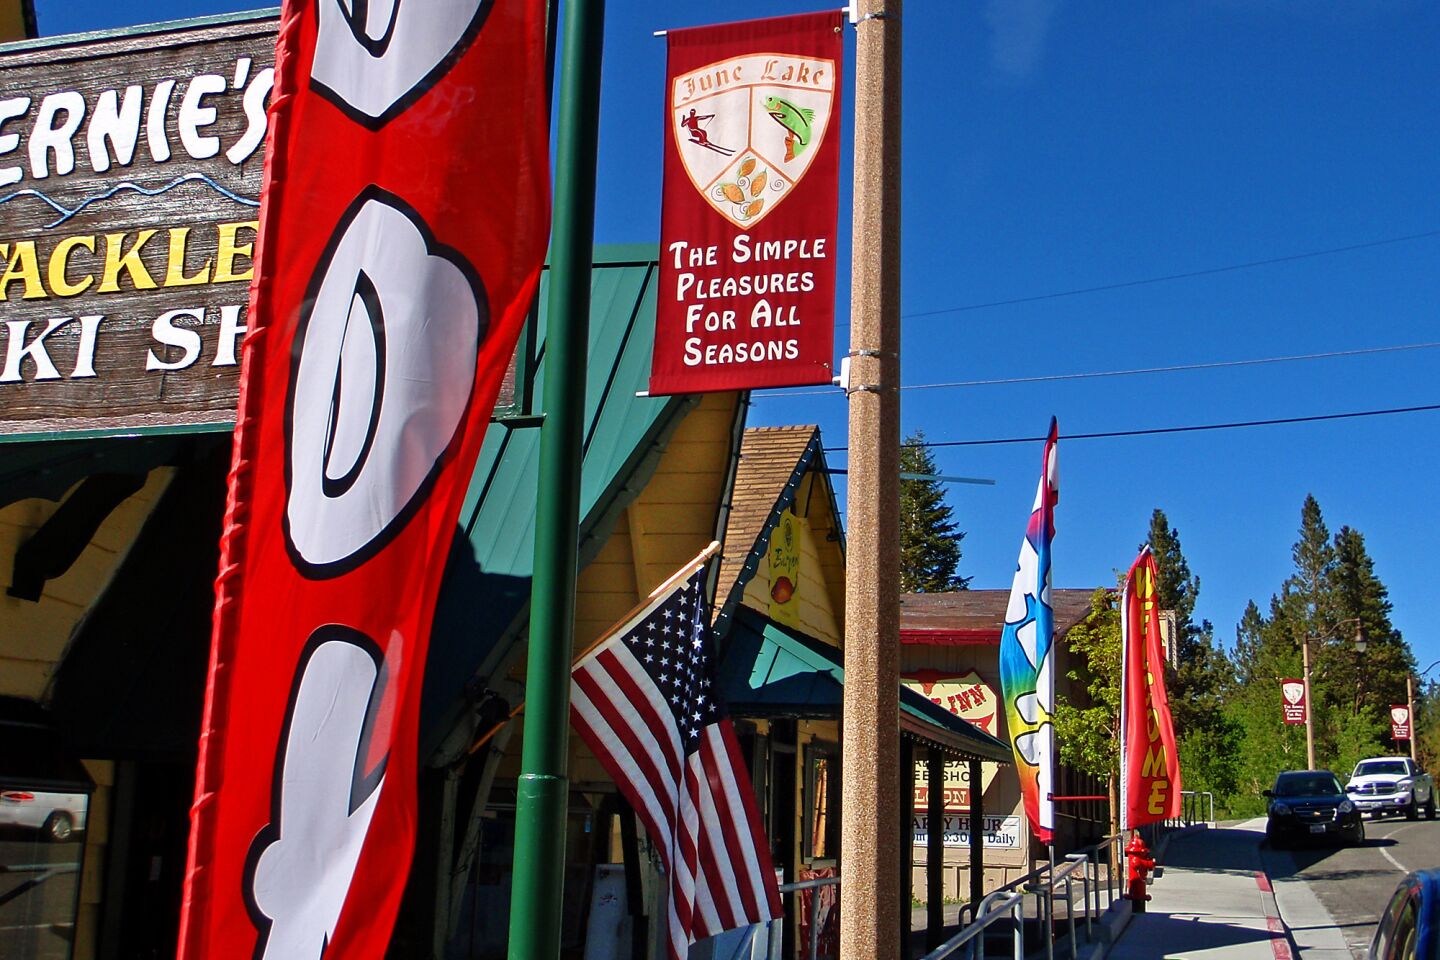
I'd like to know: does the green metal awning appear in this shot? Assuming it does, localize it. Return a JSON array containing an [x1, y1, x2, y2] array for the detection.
[[718, 606, 1012, 764], [421, 245, 706, 753]]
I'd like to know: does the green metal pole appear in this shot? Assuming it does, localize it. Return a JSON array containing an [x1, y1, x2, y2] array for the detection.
[[507, 0, 605, 956]]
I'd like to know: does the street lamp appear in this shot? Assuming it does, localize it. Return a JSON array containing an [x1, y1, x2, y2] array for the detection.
[[1406, 661, 1440, 764], [1300, 618, 1365, 770]]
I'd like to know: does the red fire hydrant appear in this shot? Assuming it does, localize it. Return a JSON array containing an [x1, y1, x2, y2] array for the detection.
[[1125, 833, 1155, 913]]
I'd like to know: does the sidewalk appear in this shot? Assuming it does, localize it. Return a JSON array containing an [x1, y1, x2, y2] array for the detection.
[[1108, 823, 1297, 960]]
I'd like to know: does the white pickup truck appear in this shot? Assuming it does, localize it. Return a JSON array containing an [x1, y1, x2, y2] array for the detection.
[[1345, 756, 1435, 820]]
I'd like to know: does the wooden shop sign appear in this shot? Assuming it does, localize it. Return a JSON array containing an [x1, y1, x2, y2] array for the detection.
[[0, 14, 277, 437]]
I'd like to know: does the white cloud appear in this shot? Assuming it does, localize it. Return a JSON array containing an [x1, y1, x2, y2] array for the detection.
[[983, 0, 1062, 79]]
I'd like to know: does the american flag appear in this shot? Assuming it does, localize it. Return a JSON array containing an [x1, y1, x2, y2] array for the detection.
[[570, 564, 782, 959]]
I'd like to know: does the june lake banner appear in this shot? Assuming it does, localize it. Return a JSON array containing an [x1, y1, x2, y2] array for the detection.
[[1281, 678, 1307, 725], [1392, 705, 1412, 740], [649, 11, 842, 396], [0, 16, 276, 437], [177, 2, 549, 959], [1118, 548, 1181, 831]]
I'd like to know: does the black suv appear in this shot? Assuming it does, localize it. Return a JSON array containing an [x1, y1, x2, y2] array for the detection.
[[1265, 770, 1364, 848]]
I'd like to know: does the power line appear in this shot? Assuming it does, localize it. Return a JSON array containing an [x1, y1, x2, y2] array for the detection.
[[822, 402, 1440, 452], [755, 341, 1440, 398], [900, 228, 1440, 319]]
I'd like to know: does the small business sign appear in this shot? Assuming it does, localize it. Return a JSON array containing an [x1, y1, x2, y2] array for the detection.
[[912, 814, 1021, 850], [904, 670, 1001, 811], [0, 15, 277, 437], [767, 508, 801, 628], [1281, 679, 1307, 725], [649, 10, 841, 396], [1391, 705, 1412, 740]]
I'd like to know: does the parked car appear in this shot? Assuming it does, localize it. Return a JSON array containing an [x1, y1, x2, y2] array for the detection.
[[1264, 770, 1364, 848], [1370, 869, 1440, 960], [0, 788, 87, 841], [1348, 757, 1436, 821]]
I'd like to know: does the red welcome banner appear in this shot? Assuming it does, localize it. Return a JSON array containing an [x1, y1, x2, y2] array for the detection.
[[1119, 548, 1182, 830], [177, 2, 549, 958], [1392, 705, 1412, 740], [649, 11, 842, 396]]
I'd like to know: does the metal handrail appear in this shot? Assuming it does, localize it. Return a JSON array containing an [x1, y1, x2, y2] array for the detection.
[[917, 795, 1215, 960], [938, 832, 1128, 960], [920, 889, 1026, 960], [774, 874, 841, 960]]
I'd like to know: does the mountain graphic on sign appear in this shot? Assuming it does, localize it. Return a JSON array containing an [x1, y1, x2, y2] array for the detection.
[[0, 172, 259, 229]]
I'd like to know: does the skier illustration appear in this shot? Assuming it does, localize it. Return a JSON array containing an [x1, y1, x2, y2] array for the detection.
[[679, 108, 735, 156]]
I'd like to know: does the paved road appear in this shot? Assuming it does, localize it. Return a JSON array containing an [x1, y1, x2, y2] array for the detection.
[[1259, 812, 1440, 959]]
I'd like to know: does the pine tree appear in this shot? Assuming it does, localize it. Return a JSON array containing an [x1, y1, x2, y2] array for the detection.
[[899, 430, 969, 592], [1325, 526, 1414, 741]]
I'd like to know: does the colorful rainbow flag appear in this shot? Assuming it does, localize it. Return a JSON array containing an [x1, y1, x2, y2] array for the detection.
[[999, 419, 1059, 845]]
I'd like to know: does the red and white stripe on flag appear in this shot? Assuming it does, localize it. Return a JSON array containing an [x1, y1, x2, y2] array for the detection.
[[570, 568, 782, 959], [176, 2, 549, 958]]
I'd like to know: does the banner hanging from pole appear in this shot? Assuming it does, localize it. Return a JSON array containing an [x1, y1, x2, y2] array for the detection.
[[177, 2, 550, 958], [648, 11, 843, 396], [1281, 679, 1308, 725], [999, 418, 1059, 845], [1119, 547, 1182, 831], [1392, 705, 1412, 740]]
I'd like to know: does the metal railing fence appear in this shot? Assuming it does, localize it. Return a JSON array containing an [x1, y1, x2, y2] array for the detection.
[[925, 788, 1214, 960]]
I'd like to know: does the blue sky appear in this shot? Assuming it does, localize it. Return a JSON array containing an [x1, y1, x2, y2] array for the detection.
[[36, 1, 1440, 674]]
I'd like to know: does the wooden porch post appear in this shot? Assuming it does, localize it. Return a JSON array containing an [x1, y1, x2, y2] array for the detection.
[[926, 748, 945, 950], [969, 759, 984, 909], [900, 737, 915, 953]]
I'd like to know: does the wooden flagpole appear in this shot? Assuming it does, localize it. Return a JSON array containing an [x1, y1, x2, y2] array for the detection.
[[467, 540, 722, 755]]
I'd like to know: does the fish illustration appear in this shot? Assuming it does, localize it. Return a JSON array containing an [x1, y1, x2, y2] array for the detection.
[[764, 96, 815, 162]]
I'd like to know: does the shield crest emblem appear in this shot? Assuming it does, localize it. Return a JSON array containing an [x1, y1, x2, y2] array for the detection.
[[1392, 706, 1410, 725], [1282, 681, 1305, 706], [671, 52, 837, 229]]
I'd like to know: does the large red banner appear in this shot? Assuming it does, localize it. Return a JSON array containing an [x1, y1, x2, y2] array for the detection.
[[177, 2, 549, 958], [1392, 705, 1412, 740], [1119, 549, 1182, 830], [649, 12, 842, 396]]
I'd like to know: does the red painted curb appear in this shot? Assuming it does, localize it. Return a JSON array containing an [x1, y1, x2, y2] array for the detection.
[[1256, 871, 1292, 960]]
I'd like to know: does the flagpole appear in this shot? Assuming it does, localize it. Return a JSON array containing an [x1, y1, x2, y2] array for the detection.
[[467, 541, 722, 755], [507, 0, 606, 954]]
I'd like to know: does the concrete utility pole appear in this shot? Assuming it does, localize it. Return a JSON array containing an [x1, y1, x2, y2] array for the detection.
[[1302, 634, 1316, 770], [840, 0, 902, 958], [1408, 674, 1418, 763]]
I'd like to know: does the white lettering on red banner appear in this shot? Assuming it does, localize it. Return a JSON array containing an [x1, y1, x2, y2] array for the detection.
[[177, 2, 549, 958], [649, 12, 842, 395]]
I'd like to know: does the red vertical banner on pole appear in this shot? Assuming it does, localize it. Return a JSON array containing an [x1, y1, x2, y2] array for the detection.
[[649, 11, 843, 396], [1119, 548, 1182, 830], [177, 2, 549, 958], [1281, 680, 1308, 724], [1391, 705, 1412, 740]]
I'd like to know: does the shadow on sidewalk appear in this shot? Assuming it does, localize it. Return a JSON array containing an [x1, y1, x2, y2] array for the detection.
[[1115, 913, 1278, 957]]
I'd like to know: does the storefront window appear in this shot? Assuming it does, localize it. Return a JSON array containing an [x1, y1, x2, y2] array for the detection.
[[0, 733, 92, 960], [804, 742, 839, 862]]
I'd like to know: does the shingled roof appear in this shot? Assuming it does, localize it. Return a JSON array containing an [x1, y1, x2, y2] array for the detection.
[[899, 588, 1102, 645], [712, 425, 842, 636]]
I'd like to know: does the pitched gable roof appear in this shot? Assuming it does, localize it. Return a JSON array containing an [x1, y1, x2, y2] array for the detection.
[[712, 425, 844, 637]]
